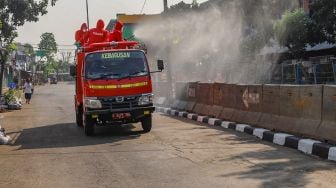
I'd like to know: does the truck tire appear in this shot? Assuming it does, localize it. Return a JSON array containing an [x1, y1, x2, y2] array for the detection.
[[76, 107, 83, 127], [141, 115, 152, 133], [83, 114, 95, 136]]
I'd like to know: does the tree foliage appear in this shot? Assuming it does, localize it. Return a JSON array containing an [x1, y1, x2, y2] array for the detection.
[[0, 0, 58, 94], [239, 0, 300, 54], [274, 9, 313, 55], [38, 32, 59, 77], [167, 1, 198, 14], [310, 0, 336, 43], [23, 43, 34, 56], [38, 32, 58, 60], [50, 52, 72, 75], [0, 0, 57, 48]]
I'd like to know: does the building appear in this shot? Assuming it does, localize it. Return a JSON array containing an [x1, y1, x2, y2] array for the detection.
[[5, 43, 36, 87], [106, 14, 161, 40]]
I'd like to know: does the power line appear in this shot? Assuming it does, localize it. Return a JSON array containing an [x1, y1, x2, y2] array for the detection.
[[140, 0, 147, 14], [18, 43, 76, 47], [32, 48, 76, 51], [32, 44, 76, 47]]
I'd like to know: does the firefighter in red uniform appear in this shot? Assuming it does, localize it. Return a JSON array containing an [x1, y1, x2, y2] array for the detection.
[[75, 23, 88, 47], [88, 19, 109, 44], [109, 21, 124, 42]]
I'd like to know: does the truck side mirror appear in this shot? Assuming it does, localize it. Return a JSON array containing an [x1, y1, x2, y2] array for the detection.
[[70, 65, 76, 77], [157, 60, 164, 71]]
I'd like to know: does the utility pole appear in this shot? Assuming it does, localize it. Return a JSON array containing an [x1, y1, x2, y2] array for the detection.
[[86, 0, 90, 29], [0, 42, 4, 95], [163, 0, 168, 12]]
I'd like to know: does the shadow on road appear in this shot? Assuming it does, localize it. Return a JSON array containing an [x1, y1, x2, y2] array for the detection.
[[164, 114, 336, 188], [13, 123, 144, 150], [205, 125, 336, 187], [219, 149, 335, 188]]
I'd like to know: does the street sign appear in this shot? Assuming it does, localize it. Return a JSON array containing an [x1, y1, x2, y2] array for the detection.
[[36, 50, 45, 57]]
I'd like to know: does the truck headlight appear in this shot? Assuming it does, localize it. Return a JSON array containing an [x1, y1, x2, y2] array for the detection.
[[84, 97, 102, 109], [138, 93, 154, 106]]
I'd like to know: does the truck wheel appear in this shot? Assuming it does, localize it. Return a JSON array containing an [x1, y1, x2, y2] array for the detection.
[[83, 114, 95, 136], [141, 115, 152, 133], [76, 108, 83, 127]]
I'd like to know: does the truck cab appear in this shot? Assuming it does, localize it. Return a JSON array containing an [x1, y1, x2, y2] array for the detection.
[[70, 42, 163, 136]]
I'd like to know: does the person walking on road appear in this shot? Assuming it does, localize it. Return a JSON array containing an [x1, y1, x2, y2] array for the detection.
[[23, 79, 33, 104]]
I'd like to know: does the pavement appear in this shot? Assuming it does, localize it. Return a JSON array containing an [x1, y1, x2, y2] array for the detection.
[[0, 82, 335, 188]]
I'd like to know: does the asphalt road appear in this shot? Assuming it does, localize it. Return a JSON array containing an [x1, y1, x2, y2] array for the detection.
[[0, 82, 336, 188]]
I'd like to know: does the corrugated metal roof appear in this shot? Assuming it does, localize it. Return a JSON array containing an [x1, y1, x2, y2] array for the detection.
[[116, 14, 161, 24]]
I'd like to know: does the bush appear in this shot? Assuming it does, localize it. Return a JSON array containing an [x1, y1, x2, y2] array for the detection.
[[3, 89, 21, 104], [274, 9, 313, 55]]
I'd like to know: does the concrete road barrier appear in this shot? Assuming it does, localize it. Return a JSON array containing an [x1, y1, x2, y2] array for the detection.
[[277, 85, 301, 133], [208, 105, 223, 118], [197, 83, 214, 105], [275, 85, 322, 137], [193, 103, 207, 115], [259, 85, 280, 130], [296, 85, 322, 138], [184, 82, 198, 112], [231, 84, 249, 122], [185, 101, 196, 112], [167, 82, 335, 144], [170, 100, 180, 109], [219, 84, 236, 120], [208, 83, 224, 118], [194, 83, 213, 115], [187, 82, 198, 102], [172, 82, 189, 111], [241, 84, 263, 125], [317, 85, 336, 143], [176, 100, 188, 111], [175, 82, 188, 101]]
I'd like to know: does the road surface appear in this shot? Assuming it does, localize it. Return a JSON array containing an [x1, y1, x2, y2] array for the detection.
[[0, 82, 335, 188]]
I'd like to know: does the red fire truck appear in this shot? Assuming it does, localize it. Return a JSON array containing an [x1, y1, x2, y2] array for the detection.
[[70, 20, 163, 136]]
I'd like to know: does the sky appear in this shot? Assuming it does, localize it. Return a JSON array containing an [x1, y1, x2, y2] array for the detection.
[[16, 0, 208, 51]]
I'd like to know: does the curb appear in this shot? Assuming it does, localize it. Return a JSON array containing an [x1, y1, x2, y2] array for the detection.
[[155, 106, 336, 163]]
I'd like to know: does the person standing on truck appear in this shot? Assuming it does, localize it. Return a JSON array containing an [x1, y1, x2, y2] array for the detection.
[[75, 23, 89, 46], [23, 79, 33, 104], [109, 21, 124, 42], [88, 19, 109, 44]]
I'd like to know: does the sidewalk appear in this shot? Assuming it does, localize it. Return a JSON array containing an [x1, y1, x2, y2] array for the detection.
[[0, 84, 57, 146]]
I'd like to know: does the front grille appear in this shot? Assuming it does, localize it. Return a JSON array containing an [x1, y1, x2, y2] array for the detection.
[[99, 95, 140, 110]]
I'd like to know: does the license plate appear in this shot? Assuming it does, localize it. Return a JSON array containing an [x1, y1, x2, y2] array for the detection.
[[112, 113, 131, 119]]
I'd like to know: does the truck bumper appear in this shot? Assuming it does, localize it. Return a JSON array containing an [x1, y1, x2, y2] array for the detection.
[[84, 106, 155, 124]]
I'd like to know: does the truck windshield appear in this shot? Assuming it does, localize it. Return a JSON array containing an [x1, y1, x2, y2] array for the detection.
[[85, 51, 148, 80]]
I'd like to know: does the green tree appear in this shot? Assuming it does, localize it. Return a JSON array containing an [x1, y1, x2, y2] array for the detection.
[[274, 9, 313, 57], [23, 43, 35, 72], [50, 52, 72, 77], [38, 32, 58, 61], [38, 32, 58, 76], [310, 0, 336, 44], [60, 51, 72, 73], [191, 0, 199, 9], [0, 0, 58, 94], [239, 0, 300, 54], [23, 43, 34, 56]]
